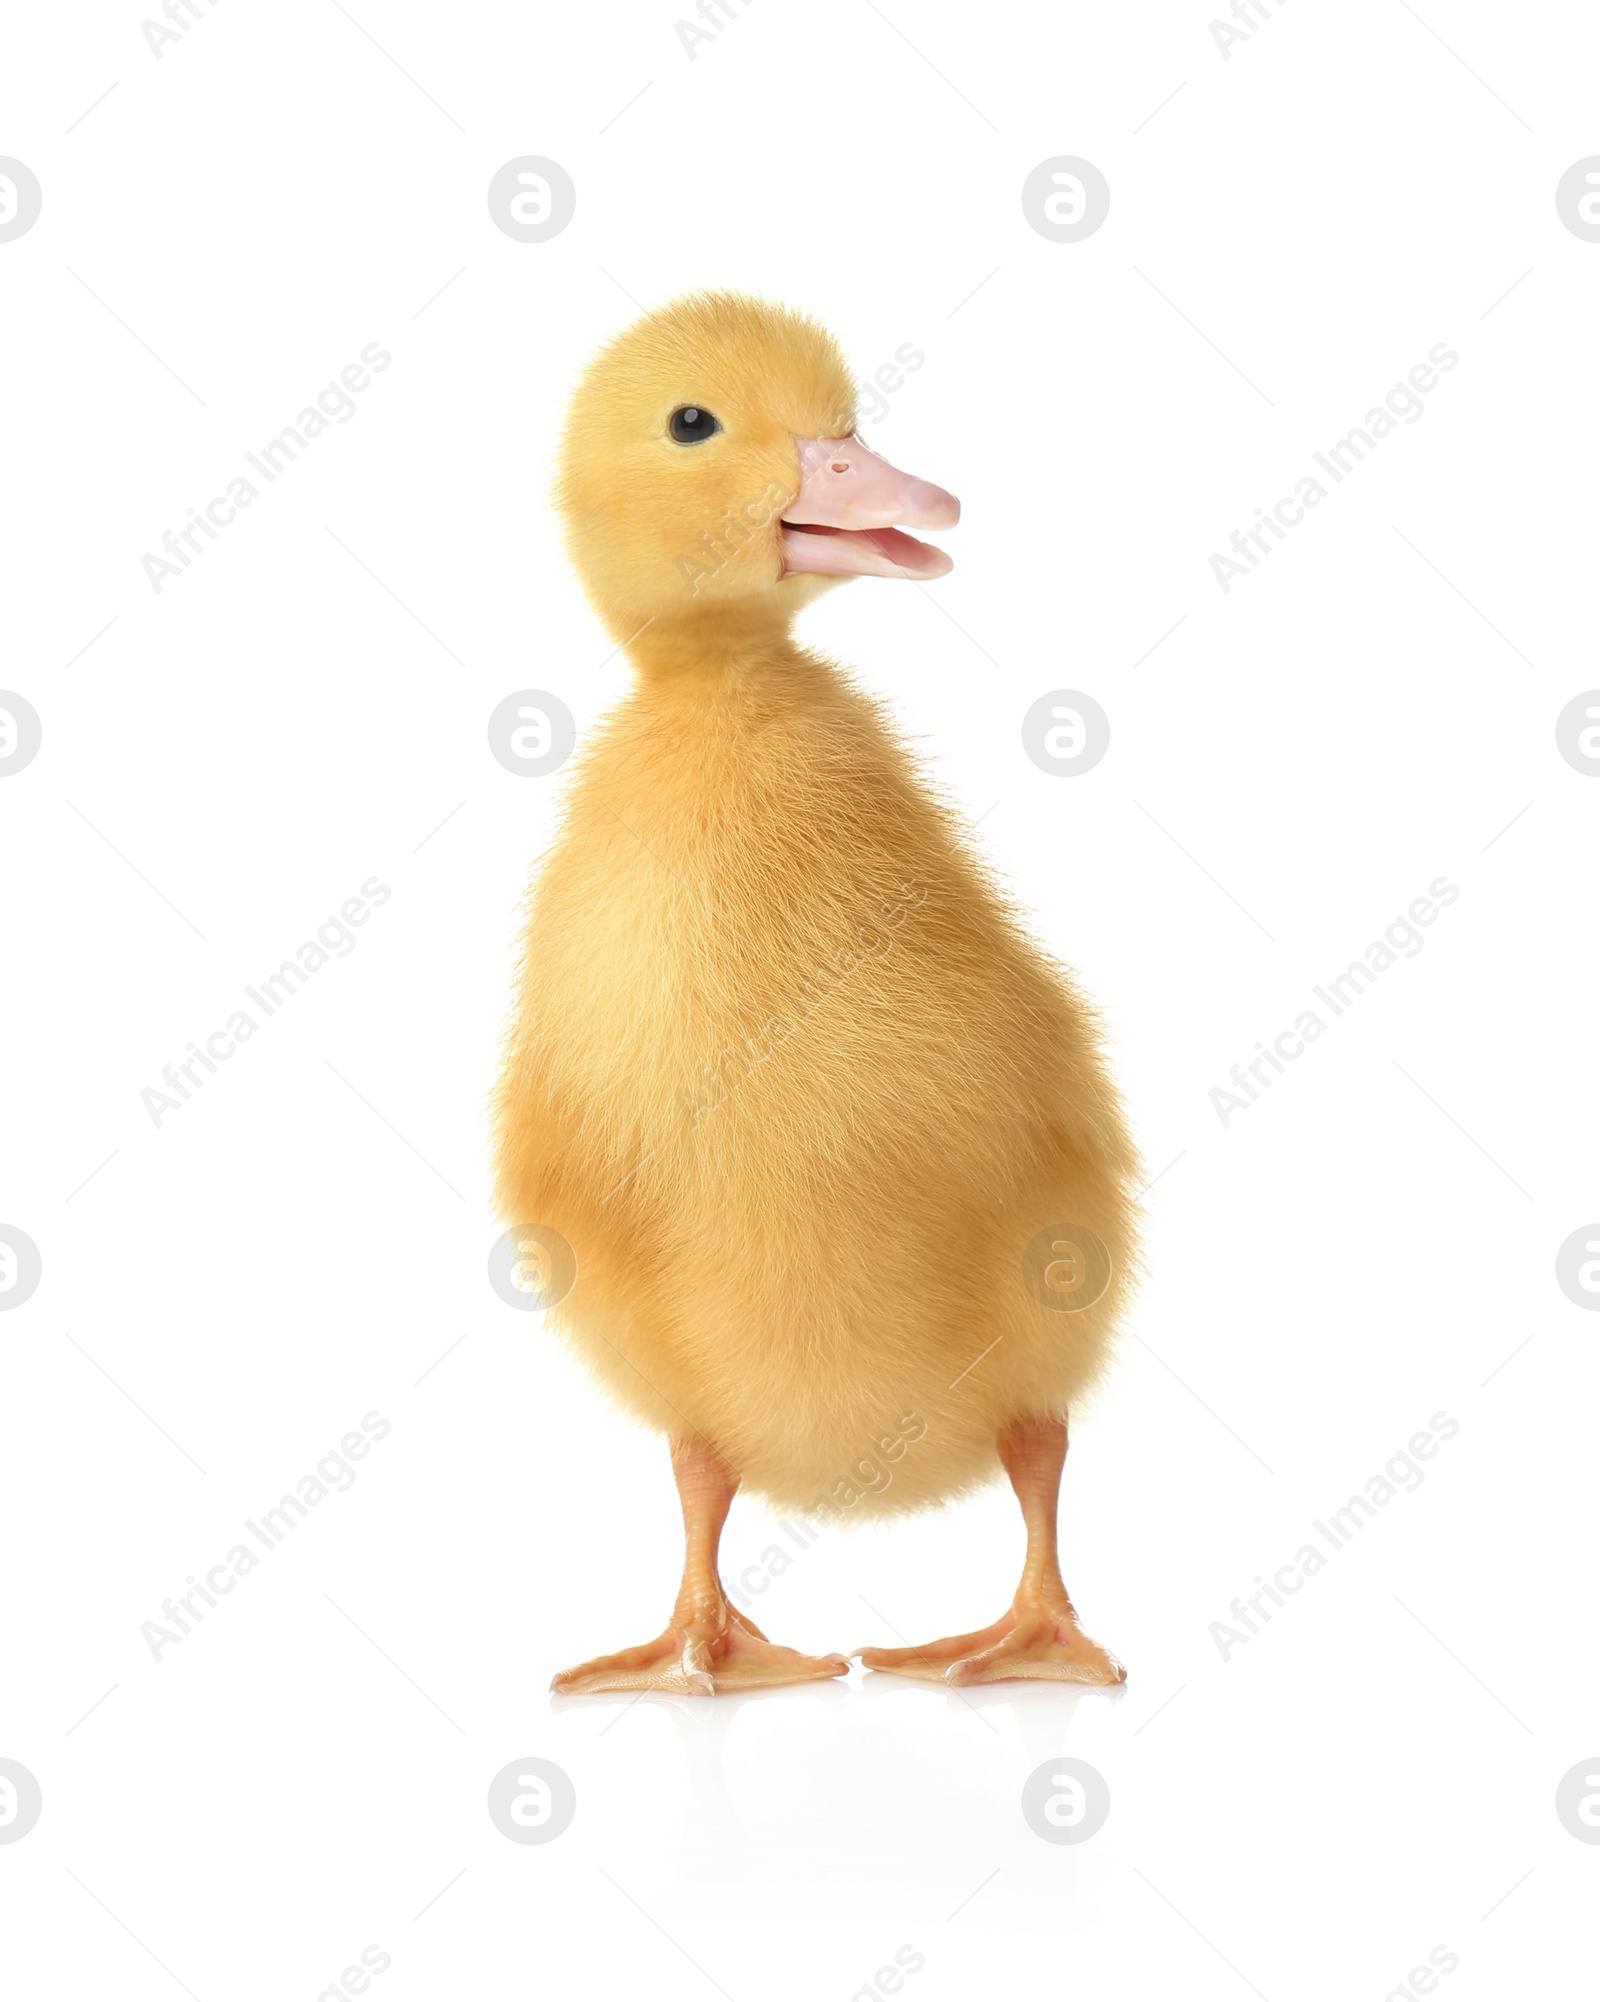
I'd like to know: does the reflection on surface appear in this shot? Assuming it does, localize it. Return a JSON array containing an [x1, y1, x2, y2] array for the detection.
[[550, 1671, 1128, 1918]]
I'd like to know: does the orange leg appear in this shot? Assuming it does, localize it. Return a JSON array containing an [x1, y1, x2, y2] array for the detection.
[[551, 1435, 850, 1695], [858, 1414, 1125, 1687]]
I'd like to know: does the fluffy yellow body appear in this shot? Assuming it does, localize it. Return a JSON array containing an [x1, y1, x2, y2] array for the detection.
[[494, 636, 1139, 1519]]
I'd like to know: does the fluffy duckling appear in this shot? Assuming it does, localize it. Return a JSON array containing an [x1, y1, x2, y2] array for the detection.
[[495, 293, 1140, 1692]]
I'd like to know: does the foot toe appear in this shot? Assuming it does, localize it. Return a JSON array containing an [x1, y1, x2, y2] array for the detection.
[[553, 1623, 848, 1695], [856, 1620, 1010, 1674], [864, 1609, 1126, 1689]]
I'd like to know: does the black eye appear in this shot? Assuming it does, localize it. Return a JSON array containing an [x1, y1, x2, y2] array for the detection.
[[669, 405, 721, 444]]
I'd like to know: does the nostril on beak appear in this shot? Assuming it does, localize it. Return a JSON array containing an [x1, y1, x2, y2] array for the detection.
[[830, 459, 851, 474]]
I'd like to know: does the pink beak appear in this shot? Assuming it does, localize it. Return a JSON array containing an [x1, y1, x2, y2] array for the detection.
[[780, 435, 959, 580]]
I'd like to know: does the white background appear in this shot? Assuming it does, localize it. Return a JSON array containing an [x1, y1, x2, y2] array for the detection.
[[3, 1, 1598, 1995]]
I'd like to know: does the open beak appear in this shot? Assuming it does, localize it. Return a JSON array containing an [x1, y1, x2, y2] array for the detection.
[[780, 435, 959, 580]]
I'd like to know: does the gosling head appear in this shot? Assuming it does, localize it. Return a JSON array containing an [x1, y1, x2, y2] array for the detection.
[[554, 291, 959, 646]]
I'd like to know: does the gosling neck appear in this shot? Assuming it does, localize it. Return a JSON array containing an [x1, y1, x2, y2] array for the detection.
[[613, 596, 811, 681]]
